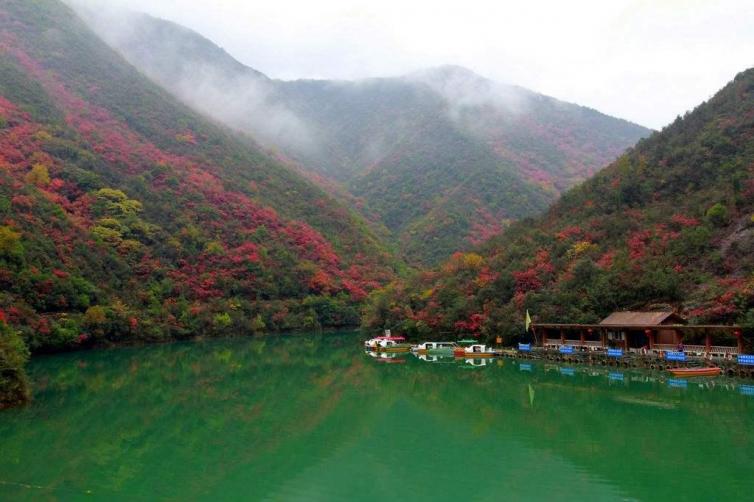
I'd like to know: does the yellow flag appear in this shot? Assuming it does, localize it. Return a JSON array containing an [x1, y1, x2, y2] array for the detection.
[[525, 310, 532, 332]]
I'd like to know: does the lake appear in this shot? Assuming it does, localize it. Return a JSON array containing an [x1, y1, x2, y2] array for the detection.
[[1, 332, 753, 501]]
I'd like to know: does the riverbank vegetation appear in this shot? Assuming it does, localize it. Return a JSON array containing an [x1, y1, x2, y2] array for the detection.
[[0, 0, 398, 360], [0, 0, 403, 402], [0, 319, 29, 408]]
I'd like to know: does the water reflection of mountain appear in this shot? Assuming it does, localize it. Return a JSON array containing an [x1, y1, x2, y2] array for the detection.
[[0, 334, 751, 500]]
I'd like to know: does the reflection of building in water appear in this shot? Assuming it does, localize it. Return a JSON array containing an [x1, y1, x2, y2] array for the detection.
[[532, 361, 751, 397]]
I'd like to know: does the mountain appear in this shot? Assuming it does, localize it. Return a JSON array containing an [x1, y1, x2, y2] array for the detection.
[[0, 0, 399, 371], [77, 11, 651, 265], [362, 68, 754, 340]]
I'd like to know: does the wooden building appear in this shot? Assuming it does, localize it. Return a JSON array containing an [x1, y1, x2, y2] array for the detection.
[[600, 311, 686, 347], [533, 311, 745, 357]]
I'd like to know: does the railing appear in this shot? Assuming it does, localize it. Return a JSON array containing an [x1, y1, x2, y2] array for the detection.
[[565, 340, 605, 352], [710, 346, 738, 356], [654, 344, 676, 352], [653, 344, 738, 357], [540, 339, 607, 353], [682, 345, 707, 356], [535, 340, 740, 359]]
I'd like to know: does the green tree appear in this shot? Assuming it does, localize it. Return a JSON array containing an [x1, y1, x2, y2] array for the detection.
[[213, 312, 232, 330], [0, 321, 30, 408], [25, 163, 50, 186], [706, 202, 729, 226], [0, 226, 23, 258], [249, 314, 266, 334], [84, 305, 108, 326], [93, 188, 143, 217]]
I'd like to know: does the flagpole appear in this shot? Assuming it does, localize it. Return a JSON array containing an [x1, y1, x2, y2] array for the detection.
[[525, 309, 537, 346]]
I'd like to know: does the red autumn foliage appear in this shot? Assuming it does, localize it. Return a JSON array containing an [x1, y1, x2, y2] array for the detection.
[[556, 226, 582, 241], [512, 249, 554, 294], [671, 214, 700, 228], [454, 313, 485, 334], [627, 230, 652, 261], [596, 250, 616, 270]]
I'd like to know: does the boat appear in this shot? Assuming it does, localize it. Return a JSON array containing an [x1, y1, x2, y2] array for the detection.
[[364, 334, 407, 350], [411, 341, 458, 356], [667, 367, 722, 377], [371, 338, 412, 352], [453, 344, 499, 358]]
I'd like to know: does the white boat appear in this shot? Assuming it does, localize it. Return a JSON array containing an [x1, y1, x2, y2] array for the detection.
[[453, 344, 499, 358], [364, 336, 411, 352], [411, 341, 457, 355]]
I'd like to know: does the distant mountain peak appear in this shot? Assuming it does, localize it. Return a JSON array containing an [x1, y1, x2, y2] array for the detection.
[[75, 9, 651, 265], [74, 4, 267, 81], [411, 64, 485, 81]]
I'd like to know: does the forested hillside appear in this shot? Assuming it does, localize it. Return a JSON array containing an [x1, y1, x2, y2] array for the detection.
[[0, 0, 398, 387], [79, 11, 650, 264], [363, 68, 754, 340]]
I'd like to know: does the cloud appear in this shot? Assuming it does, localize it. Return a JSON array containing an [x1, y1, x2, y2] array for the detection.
[[66, 0, 754, 129], [70, 1, 319, 156], [406, 65, 530, 120]]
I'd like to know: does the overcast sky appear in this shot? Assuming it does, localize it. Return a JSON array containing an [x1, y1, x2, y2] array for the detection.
[[73, 0, 754, 129]]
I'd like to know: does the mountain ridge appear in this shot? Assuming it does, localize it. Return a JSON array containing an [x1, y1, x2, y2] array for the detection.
[[362, 67, 754, 340], [0, 0, 398, 367], [76, 8, 651, 264]]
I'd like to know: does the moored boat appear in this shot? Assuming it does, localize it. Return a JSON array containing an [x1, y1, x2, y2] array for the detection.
[[364, 334, 407, 350], [453, 344, 499, 358], [371, 338, 412, 352], [667, 367, 722, 377], [411, 341, 458, 356]]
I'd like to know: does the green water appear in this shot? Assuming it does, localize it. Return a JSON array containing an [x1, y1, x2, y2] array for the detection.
[[1, 333, 753, 501]]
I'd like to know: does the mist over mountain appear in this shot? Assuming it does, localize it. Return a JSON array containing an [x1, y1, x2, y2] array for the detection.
[[75, 8, 650, 264], [363, 68, 754, 339]]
